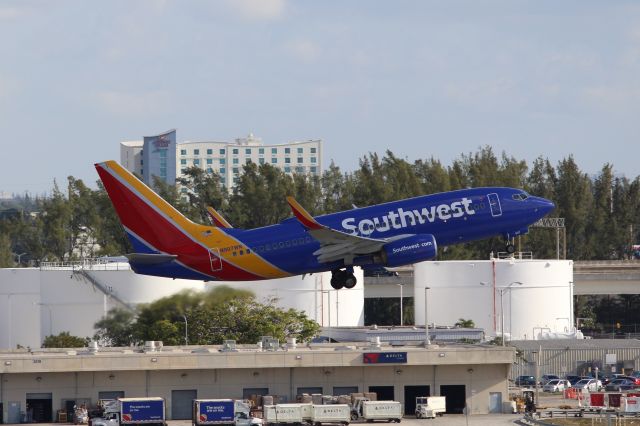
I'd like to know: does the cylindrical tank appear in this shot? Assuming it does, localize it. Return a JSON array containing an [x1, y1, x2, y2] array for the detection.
[[414, 259, 573, 340]]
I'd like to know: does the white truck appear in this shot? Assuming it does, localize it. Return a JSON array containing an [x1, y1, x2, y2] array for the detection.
[[350, 399, 401, 423], [309, 404, 350, 425], [91, 398, 166, 426], [414, 397, 445, 419], [263, 404, 304, 425], [192, 399, 262, 426]]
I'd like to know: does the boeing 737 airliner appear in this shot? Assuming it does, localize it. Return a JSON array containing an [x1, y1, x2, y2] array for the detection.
[[95, 160, 555, 289]]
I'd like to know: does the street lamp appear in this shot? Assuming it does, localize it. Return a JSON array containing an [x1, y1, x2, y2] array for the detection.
[[424, 286, 431, 347], [499, 281, 523, 346], [180, 314, 188, 345], [397, 283, 405, 326], [13, 252, 27, 266]]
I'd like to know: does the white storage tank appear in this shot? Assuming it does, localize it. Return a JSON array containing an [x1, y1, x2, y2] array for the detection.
[[413, 259, 574, 341]]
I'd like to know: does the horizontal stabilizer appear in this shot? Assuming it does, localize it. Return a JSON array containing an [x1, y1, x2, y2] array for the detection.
[[125, 253, 178, 265]]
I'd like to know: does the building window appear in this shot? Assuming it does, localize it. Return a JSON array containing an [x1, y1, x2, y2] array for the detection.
[[297, 147, 303, 153], [310, 166, 317, 173], [285, 158, 291, 164], [220, 168, 226, 174], [246, 148, 251, 155], [220, 177, 226, 183], [220, 158, 226, 164], [284, 166, 291, 173], [296, 166, 304, 173], [193, 159, 200, 165], [233, 158, 239, 164], [181, 168, 186, 173], [141, 168, 144, 175], [259, 148, 264, 155], [140, 159, 144, 165], [220, 148, 225, 155], [207, 158, 213, 165], [271, 148, 277, 154], [246, 158, 251, 164], [233, 167, 239, 174], [297, 157, 303, 163], [181, 159, 187, 165], [285, 148, 290, 154], [311, 157, 317, 163], [207, 149, 213, 155], [181, 149, 187, 155], [160, 150, 167, 158], [207, 167, 213, 173], [311, 147, 316, 153], [233, 148, 239, 155], [271, 158, 277, 164], [194, 149, 200, 155], [259, 158, 265, 164]]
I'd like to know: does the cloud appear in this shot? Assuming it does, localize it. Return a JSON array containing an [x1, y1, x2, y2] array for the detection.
[[0, 5, 25, 20], [93, 90, 172, 117], [286, 39, 320, 63], [224, 0, 286, 21], [583, 85, 640, 109]]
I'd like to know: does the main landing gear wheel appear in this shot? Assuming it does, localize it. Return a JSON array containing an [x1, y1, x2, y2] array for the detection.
[[506, 243, 516, 254], [330, 269, 357, 290]]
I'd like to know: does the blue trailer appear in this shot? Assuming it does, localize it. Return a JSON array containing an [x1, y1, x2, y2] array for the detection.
[[92, 398, 166, 426], [193, 400, 235, 426]]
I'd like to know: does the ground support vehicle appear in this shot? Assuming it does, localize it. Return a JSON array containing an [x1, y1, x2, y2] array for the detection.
[[263, 404, 304, 425], [350, 399, 401, 423], [91, 398, 166, 426], [309, 404, 350, 425], [193, 399, 262, 426], [414, 397, 445, 419]]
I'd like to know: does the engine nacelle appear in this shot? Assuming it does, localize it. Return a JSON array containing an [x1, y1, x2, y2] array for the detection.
[[381, 234, 438, 267]]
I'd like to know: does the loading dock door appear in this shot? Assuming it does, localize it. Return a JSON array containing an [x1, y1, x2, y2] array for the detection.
[[368, 386, 394, 401], [172, 389, 197, 420], [98, 391, 125, 400], [404, 385, 430, 415], [26, 393, 53, 423], [439, 385, 466, 414]]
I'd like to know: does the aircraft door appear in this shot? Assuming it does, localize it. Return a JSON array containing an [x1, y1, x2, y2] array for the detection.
[[487, 193, 502, 217], [209, 248, 223, 272]]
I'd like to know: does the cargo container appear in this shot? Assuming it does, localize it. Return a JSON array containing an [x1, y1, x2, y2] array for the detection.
[[92, 398, 166, 426], [309, 404, 350, 425]]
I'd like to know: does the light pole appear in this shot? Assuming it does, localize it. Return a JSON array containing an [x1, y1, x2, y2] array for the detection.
[[424, 286, 431, 347], [499, 281, 523, 346], [181, 314, 188, 345], [397, 283, 405, 326], [13, 252, 27, 266]]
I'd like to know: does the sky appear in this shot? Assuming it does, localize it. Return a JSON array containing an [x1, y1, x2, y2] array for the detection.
[[1, 0, 639, 195]]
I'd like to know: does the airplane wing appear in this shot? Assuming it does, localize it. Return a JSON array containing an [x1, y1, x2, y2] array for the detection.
[[286, 197, 392, 264], [206, 206, 233, 228]]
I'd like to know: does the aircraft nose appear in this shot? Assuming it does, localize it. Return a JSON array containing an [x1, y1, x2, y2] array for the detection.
[[534, 197, 556, 216]]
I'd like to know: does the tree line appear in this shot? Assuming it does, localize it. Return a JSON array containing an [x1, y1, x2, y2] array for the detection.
[[2, 146, 640, 336]]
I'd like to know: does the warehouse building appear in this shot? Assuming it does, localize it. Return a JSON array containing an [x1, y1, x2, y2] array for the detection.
[[0, 341, 514, 423]]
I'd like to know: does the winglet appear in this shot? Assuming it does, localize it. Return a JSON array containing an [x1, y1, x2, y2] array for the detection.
[[206, 206, 233, 228], [286, 196, 323, 230]]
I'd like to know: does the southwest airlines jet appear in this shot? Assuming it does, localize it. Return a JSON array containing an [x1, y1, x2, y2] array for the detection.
[[95, 160, 555, 289]]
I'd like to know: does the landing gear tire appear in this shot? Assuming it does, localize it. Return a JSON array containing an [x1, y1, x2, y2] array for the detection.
[[330, 270, 345, 290], [330, 269, 358, 290], [344, 273, 357, 289], [506, 243, 516, 254]]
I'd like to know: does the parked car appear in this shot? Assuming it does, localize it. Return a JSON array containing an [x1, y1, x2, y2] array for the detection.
[[515, 375, 537, 387], [605, 378, 638, 392], [573, 378, 603, 392], [543, 379, 571, 393], [630, 371, 640, 379], [565, 375, 582, 385], [541, 374, 560, 384]]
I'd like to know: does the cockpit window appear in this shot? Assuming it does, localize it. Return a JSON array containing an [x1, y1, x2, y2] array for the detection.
[[512, 191, 530, 201]]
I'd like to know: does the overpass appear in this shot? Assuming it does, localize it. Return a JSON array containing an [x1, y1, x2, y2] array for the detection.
[[364, 259, 640, 298]]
